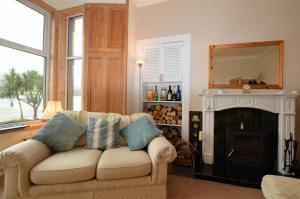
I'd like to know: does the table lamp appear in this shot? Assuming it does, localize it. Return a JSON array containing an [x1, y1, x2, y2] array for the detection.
[[41, 101, 63, 120]]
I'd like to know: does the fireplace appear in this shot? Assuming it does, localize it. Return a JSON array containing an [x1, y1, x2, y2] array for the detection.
[[200, 90, 298, 175], [196, 91, 298, 186], [214, 108, 278, 181]]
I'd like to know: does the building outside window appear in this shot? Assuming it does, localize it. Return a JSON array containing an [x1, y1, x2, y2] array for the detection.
[[0, 0, 50, 125]]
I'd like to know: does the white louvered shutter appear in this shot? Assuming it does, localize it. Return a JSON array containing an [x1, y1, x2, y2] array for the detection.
[[142, 44, 162, 82], [162, 42, 183, 82]]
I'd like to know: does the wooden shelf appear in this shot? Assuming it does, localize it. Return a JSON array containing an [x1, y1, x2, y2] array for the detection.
[[143, 100, 182, 103], [142, 81, 182, 84], [156, 123, 182, 127]]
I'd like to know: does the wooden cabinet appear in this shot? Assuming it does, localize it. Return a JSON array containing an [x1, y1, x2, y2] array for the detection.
[[142, 42, 183, 82], [83, 4, 128, 114]]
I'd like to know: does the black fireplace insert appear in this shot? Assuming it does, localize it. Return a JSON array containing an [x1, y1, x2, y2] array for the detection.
[[213, 108, 278, 184]]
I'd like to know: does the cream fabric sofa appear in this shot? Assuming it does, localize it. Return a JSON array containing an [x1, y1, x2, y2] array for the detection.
[[0, 111, 177, 199], [261, 175, 300, 199]]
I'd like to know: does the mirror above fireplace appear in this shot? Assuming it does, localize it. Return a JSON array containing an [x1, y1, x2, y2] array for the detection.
[[209, 40, 284, 89]]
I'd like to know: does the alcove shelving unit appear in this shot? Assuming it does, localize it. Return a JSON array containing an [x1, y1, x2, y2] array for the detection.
[[142, 82, 183, 145], [137, 34, 191, 143]]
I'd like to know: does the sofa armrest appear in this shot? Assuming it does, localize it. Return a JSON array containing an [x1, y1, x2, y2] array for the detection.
[[148, 136, 176, 184], [148, 136, 177, 164], [0, 139, 52, 197]]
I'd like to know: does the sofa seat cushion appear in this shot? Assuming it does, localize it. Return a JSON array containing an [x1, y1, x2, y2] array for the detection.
[[97, 147, 151, 180], [30, 148, 102, 185], [261, 175, 300, 199]]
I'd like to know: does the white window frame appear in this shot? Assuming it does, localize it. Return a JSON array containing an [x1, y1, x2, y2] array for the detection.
[[66, 14, 84, 110], [0, 0, 51, 105]]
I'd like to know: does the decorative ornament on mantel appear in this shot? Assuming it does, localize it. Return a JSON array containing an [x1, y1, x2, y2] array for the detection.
[[242, 83, 251, 94]]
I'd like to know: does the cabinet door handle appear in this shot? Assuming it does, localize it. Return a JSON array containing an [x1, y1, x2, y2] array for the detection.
[[159, 74, 163, 81]]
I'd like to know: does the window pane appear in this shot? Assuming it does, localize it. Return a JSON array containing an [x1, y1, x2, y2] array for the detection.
[[68, 16, 83, 57], [67, 59, 82, 111], [0, 46, 44, 124], [0, 0, 44, 50]]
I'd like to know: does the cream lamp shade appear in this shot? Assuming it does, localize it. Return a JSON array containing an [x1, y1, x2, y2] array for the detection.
[[41, 101, 63, 120], [136, 59, 145, 67]]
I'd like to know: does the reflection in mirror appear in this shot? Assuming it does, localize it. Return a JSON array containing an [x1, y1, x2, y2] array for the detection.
[[209, 41, 283, 89]]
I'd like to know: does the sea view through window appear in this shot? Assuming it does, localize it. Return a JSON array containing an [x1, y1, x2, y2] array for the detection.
[[0, 0, 50, 124]]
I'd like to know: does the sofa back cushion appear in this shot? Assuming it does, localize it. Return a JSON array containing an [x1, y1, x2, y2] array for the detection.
[[71, 111, 155, 147], [79, 111, 108, 124], [61, 110, 80, 121]]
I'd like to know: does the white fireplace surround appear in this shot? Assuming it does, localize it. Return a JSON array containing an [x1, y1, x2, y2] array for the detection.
[[200, 90, 298, 174]]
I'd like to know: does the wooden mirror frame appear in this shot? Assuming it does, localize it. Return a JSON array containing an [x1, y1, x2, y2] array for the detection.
[[208, 40, 284, 89]]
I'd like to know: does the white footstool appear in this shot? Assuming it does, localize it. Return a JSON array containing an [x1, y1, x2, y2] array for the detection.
[[261, 175, 300, 199]]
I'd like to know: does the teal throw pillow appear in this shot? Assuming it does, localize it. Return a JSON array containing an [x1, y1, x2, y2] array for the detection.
[[121, 116, 161, 151], [87, 116, 121, 150], [32, 112, 87, 152]]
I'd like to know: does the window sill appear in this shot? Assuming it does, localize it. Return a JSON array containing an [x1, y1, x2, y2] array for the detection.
[[0, 120, 46, 134]]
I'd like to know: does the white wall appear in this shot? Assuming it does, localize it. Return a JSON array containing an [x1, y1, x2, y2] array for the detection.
[[127, 0, 300, 158], [133, 0, 300, 109], [41, 0, 126, 10], [126, 0, 139, 114]]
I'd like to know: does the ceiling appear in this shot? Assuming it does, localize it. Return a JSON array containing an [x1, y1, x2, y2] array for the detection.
[[42, 0, 173, 10], [42, 0, 126, 10], [136, 0, 173, 7]]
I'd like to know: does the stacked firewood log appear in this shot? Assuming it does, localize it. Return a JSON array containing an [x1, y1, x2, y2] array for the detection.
[[161, 126, 181, 146], [173, 140, 194, 167], [143, 104, 182, 125], [144, 104, 195, 167]]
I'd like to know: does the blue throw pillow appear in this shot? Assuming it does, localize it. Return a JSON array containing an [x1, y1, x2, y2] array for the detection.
[[87, 116, 121, 150], [32, 112, 87, 152], [121, 116, 161, 151]]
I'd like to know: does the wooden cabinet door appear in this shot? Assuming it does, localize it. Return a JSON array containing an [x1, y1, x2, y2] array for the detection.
[[142, 44, 162, 82], [162, 42, 183, 82], [83, 4, 127, 114], [141, 42, 183, 82]]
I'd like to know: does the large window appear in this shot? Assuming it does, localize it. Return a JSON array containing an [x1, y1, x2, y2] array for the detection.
[[0, 0, 50, 125], [67, 15, 83, 111]]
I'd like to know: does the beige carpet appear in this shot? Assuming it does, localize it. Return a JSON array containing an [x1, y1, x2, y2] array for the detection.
[[0, 174, 264, 199], [0, 175, 3, 199], [167, 174, 264, 199]]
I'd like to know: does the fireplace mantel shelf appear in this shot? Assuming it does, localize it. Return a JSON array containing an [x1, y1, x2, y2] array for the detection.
[[199, 90, 299, 97], [201, 89, 299, 174]]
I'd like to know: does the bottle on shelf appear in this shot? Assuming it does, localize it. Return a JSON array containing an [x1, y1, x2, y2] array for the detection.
[[154, 85, 159, 101], [160, 87, 167, 101], [172, 86, 177, 101], [148, 87, 154, 101], [176, 85, 182, 101], [167, 85, 172, 101]]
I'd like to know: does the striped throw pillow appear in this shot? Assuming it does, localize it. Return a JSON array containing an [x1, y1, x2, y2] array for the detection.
[[87, 116, 121, 150]]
